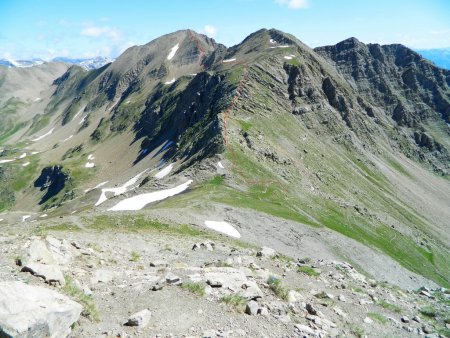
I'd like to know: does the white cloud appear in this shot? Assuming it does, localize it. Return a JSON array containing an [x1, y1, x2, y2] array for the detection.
[[275, 0, 309, 9], [81, 26, 122, 40], [203, 25, 217, 38]]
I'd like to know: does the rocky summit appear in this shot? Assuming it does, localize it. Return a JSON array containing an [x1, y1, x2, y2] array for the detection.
[[0, 28, 449, 338]]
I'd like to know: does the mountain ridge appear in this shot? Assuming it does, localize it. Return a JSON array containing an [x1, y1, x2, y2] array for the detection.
[[0, 28, 449, 292]]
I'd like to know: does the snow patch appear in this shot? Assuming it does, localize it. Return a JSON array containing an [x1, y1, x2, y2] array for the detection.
[[217, 161, 224, 169], [39, 214, 48, 218], [284, 55, 296, 60], [154, 163, 174, 179], [22, 215, 31, 222], [204, 221, 241, 238], [84, 181, 109, 193], [22, 162, 30, 167], [222, 58, 236, 63], [33, 97, 41, 102], [19, 153, 27, 159], [79, 116, 86, 125], [31, 151, 40, 155], [85, 162, 95, 168], [32, 128, 54, 142], [0, 159, 16, 164], [0, 219, 3, 222], [269, 39, 276, 44], [270, 45, 290, 49], [87, 154, 95, 160], [167, 43, 180, 60], [164, 78, 176, 85], [95, 170, 148, 206], [108, 180, 193, 211], [62, 135, 73, 142], [73, 108, 84, 120]]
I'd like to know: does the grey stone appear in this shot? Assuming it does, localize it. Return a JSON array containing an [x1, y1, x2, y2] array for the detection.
[[124, 309, 151, 327], [165, 273, 181, 285], [90, 269, 118, 284], [188, 267, 263, 300], [364, 317, 373, 324], [21, 262, 65, 286], [0, 281, 82, 338], [27, 238, 56, 264], [294, 324, 316, 335], [287, 290, 302, 303], [207, 279, 223, 287], [245, 300, 259, 315], [258, 307, 269, 316], [401, 316, 410, 323], [150, 260, 169, 267], [422, 325, 434, 334], [256, 246, 277, 258], [412, 315, 421, 323], [306, 303, 318, 315]]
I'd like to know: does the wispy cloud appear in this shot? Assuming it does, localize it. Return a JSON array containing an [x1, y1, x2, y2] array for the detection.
[[202, 25, 218, 38], [275, 0, 309, 9], [81, 26, 122, 40]]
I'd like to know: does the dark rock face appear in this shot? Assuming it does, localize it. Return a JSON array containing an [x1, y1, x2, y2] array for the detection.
[[315, 38, 450, 172], [34, 166, 69, 205], [315, 39, 450, 124]]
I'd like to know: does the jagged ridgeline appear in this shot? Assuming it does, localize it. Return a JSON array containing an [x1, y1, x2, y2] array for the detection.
[[0, 29, 449, 288]]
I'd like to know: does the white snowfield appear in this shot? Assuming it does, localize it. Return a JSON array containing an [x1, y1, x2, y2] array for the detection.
[[270, 45, 290, 49], [164, 78, 176, 85], [22, 162, 30, 167], [204, 221, 241, 238], [95, 170, 148, 206], [108, 180, 193, 211], [222, 58, 236, 63], [154, 163, 174, 179], [84, 181, 109, 193], [167, 43, 180, 60], [0, 159, 16, 164], [32, 128, 54, 142], [85, 162, 95, 168], [217, 161, 224, 169]]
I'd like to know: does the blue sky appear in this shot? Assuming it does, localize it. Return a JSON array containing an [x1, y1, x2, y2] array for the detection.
[[1, 0, 449, 60]]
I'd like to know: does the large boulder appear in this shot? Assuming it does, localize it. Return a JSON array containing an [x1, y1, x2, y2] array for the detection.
[[188, 267, 263, 300], [21, 262, 65, 286], [0, 281, 82, 338]]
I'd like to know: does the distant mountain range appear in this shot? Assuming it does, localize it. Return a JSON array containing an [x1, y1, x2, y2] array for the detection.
[[2, 48, 449, 72], [415, 48, 450, 69], [0, 56, 114, 70], [51, 56, 114, 70]]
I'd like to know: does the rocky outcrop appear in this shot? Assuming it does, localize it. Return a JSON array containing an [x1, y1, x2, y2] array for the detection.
[[0, 281, 82, 338], [315, 38, 450, 169]]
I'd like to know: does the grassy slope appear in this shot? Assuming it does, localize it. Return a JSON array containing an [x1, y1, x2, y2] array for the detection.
[[156, 60, 450, 286]]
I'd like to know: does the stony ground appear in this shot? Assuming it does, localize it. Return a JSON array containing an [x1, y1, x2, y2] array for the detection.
[[0, 215, 449, 338]]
